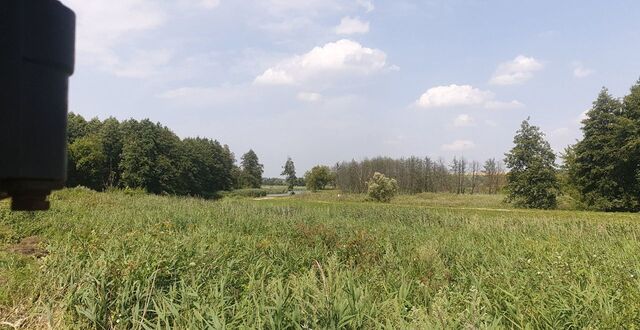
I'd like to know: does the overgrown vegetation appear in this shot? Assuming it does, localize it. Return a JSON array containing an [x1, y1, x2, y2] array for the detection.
[[2, 189, 640, 328], [366, 172, 399, 203]]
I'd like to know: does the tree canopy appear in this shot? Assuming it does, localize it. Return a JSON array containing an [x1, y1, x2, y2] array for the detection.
[[504, 118, 560, 209], [66, 114, 238, 198], [281, 157, 297, 191], [240, 150, 264, 189], [565, 82, 640, 211]]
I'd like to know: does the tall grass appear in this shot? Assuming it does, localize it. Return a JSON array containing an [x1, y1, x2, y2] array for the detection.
[[1, 188, 640, 328]]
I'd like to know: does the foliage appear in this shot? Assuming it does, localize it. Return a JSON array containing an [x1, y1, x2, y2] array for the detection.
[[304, 165, 334, 192], [65, 114, 237, 198], [68, 135, 108, 190], [222, 188, 268, 198], [262, 177, 285, 186], [334, 156, 506, 194], [504, 118, 560, 209], [240, 150, 264, 189], [366, 172, 399, 202], [281, 157, 297, 191], [566, 84, 640, 211], [3, 189, 640, 328]]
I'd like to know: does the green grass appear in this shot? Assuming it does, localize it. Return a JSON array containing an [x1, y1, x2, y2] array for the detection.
[[1, 188, 640, 328]]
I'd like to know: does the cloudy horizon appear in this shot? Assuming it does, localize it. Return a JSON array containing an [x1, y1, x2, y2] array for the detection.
[[61, 0, 640, 176]]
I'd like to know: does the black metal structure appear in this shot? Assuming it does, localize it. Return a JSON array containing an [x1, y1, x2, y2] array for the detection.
[[0, 0, 75, 211]]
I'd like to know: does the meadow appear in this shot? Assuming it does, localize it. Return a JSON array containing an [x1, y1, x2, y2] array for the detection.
[[1, 188, 640, 328]]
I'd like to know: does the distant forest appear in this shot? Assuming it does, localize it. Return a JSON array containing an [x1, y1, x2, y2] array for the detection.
[[334, 157, 504, 195], [65, 79, 640, 212]]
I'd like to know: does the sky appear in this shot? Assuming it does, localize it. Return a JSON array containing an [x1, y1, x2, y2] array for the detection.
[[60, 0, 640, 176]]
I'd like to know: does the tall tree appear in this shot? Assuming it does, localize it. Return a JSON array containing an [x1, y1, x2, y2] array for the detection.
[[567, 88, 630, 210], [483, 158, 500, 194], [240, 150, 264, 188], [281, 157, 297, 191], [504, 118, 559, 209], [469, 161, 481, 194]]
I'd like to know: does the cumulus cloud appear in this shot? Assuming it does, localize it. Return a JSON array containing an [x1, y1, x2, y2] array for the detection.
[[416, 84, 523, 110], [572, 61, 595, 78], [453, 114, 475, 127], [335, 17, 370, 35], [489, 55, 544, 85], [416, 85, 493, 108], [254, 39, 389, 85], [61, 0, 220, 77], [442, 140, 476, 151], [297, 92, 323, 102]]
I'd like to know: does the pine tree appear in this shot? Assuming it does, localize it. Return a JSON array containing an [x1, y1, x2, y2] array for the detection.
[[504, 118, 559, 209], [569, 88, 631, 210]]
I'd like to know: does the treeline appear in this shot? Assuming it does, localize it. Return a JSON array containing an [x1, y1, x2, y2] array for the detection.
[[564, 81, 640, 212], [66, 113, 263, 198], [334, 156, 505, 194]]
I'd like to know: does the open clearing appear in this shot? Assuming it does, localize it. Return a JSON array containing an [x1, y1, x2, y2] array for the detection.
[[1, 188, 640, 328]]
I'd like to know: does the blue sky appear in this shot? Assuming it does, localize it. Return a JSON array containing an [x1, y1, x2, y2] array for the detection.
[[61, 0, 640, 176]]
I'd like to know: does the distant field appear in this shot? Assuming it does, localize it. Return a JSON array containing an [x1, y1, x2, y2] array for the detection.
[[2, 188, 640, 328]]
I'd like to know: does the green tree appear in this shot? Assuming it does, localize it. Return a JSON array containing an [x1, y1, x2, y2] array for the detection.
[[68, 134, 108, 190], [619, 80, 640, 210], [281, 157, 297, 191], [100, 117, 123, 188], [304, 165, 334, 192], [366, 172, 399, 203], [240, 150, 264, 188], [504, 118, 559, 209], [567, 88, 638, 210]]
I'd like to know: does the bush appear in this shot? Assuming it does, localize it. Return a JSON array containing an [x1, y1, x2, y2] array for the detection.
[[222, 189, 268, 198], [366, 172, 399, 203], [305, 165, 335, 192]]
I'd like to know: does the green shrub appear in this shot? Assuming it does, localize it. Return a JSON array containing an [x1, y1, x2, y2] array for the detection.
[[366, 172, 399, 203], [223, 188, 268, 198]]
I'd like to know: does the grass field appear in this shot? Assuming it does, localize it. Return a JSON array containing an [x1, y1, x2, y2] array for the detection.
[[1, 188, 640, 328]]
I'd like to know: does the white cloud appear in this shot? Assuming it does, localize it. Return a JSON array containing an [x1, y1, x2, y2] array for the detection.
[[62, 0, 166, 64], [442, 140, 476, 151], [356, 0, 375, 12], [255, 69, 295, 85], [254, 39, 389, 85], [416, 85, 493, 108], [572, 62, 595, 78], [335, 17, 370, 35], [297, 92, 323, 102], [453, 114, 475, 127], [489, 55, 544, 85]]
